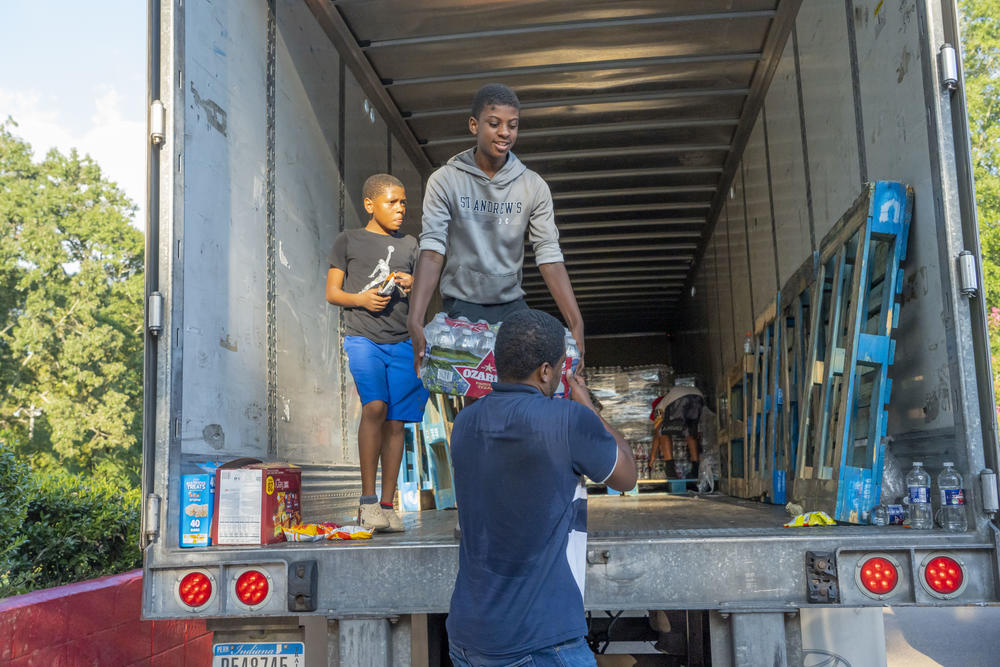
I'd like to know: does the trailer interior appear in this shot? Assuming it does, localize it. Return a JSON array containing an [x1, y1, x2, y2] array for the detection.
[[288, 0, 993, 527], [144, 0, 1000, 626]]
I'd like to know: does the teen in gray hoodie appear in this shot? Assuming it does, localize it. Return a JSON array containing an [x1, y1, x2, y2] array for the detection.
[[407, 84, 584, 373]]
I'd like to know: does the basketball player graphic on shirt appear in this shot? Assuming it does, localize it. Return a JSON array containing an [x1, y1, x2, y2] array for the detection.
[[361, 245, 395, 293]]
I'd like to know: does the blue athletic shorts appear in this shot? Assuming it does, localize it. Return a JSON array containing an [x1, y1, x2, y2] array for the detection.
[[343, 336, 429, 422]]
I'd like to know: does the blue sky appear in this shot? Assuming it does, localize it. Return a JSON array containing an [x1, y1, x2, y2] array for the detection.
[[1, 2, 146, 223]]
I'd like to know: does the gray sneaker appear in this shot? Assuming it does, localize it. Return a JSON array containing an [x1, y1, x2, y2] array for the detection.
[[380, 507, 405, 533], [359, 502, 389, 531]]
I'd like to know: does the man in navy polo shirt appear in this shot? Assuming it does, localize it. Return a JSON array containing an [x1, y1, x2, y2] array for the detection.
[[446, 309, 637, 666]]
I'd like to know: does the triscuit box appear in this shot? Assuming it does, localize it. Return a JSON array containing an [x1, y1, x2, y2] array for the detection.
[[180, 461, 222, 547], [210, 460, 302, 545]]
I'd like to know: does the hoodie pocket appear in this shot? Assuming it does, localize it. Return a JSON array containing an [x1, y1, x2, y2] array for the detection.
[[453, 265, 522, 302]]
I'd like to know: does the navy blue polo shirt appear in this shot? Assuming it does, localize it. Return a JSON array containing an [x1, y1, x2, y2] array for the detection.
[[446, 382, 619, 658]]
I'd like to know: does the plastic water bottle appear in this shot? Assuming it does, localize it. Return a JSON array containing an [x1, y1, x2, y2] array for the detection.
[[437, 321, 456, 351], [905, 461, 933, 529], [422, 317, 444, 349], [420, 319, 441, 374], [457, 327, 478, 354], [477, 330, 496, 358], [937, 462, 967, 532], [565, 331, 580, 374], [870, 503, 907, 526]]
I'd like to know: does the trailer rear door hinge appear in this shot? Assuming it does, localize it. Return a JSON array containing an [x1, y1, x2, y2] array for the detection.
[[958, 251, 978, 299], [144, 493, 161, 546], [939, 44, 959, 92], [148, 291, 164, 335], [149, 99, 165, 145]]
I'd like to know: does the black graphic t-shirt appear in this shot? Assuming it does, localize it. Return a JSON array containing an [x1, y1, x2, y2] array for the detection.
[[329, 228, 419, 344]]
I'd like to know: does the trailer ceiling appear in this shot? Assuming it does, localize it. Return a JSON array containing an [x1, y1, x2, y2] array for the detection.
[[306, 0, 801, 336]]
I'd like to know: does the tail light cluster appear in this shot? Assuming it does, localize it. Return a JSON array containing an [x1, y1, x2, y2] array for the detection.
[[234, 569, 272, 608], [854, 552, 968, 600], [859, 556, 898, 596], [174, 567, 274, 612], [919, 553, 967, 599], [854, 553, 901, 600], [176, 570, 216, 611]]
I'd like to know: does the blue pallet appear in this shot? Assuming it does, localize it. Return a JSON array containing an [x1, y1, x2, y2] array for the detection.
[[833, 182, 912, 522]]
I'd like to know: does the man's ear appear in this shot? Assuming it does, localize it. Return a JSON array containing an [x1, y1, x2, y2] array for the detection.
[[363, 197, 375, 214], [469, 116, 478, 136], [538, 361, 554, 384]]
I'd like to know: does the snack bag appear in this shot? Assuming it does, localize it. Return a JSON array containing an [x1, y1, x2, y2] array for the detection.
[[327, 525, 374, 540], [784, 511, 836, 527], [283, 521, 344, 542], [377, 272, 397, 296], [283, 524, 324, 542]]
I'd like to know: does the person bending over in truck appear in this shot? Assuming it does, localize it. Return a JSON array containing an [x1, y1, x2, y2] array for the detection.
[[649, 387, 704, 481], [325, 173, 430, 533], [407, 83, 585, 374], [446, 309, 636, 666]]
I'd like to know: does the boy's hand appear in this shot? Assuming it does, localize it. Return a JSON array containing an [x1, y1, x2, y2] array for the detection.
[[568, 373, 597, 413], [395, 272, 413, 294], [358, 289, 390, 313]]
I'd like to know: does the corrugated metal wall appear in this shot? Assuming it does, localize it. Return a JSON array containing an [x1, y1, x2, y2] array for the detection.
[[674, 0, 955, 446]]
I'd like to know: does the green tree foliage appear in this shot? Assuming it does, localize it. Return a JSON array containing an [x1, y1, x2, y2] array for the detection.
[[0, 443, 32, 588], [962, 1, 1000, 298], [961, 1, 1000, 399], [0, 440, 141, 598], [0, 119, 143, 483]]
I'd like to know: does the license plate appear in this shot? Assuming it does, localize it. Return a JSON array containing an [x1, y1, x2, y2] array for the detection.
[[212, 642, 305, 667]]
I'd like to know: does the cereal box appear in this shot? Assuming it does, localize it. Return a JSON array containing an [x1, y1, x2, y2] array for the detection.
[[180, 461, 221, 547], [210, 461, 302, 545]]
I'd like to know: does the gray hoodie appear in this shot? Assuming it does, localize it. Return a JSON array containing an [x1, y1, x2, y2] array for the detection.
[[420, 148, 564, 304]]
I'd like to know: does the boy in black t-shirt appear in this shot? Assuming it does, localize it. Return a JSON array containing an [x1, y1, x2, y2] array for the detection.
[[326, 174, 429, 532]]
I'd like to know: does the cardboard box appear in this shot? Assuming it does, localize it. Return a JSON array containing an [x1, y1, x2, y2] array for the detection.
[[210, 460, 302, 545], [180, 461, 221, 547]]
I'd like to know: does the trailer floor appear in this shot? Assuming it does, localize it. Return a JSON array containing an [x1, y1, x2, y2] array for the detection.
[[307, 493, 796, 548], [269, 490, 986, 554]]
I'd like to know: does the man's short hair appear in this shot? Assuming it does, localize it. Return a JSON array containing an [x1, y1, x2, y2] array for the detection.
[[471, 84, 520, 119], [495, 309, 566, 382], [362, 173, 404, 202]]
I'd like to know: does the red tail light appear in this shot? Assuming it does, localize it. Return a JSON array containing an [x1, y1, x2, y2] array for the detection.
[[235, 569, 271, 606], [859, 556, 898, 595], [923, 556, 964, 596], [178, 571, 214, 609]]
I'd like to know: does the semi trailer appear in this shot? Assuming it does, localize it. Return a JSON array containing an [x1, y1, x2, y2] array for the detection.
[[141, 0, 1000, 663]]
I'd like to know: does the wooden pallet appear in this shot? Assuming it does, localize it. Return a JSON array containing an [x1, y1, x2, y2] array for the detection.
[[397, 394, 459, 512], [719, 182, 912, 523], [795, 182, 912, 522]]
